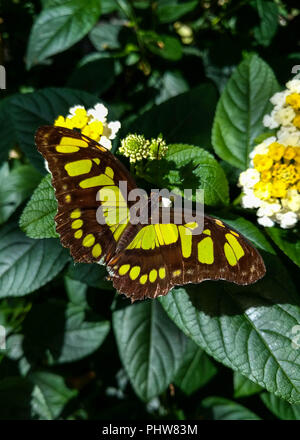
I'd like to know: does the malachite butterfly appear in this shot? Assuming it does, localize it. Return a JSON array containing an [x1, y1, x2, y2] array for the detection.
[[36, 126, 266, 301]]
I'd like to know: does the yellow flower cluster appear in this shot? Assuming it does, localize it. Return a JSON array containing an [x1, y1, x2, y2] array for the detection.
[[239, 79, 300, 228], [54, 104, 121, 150], [252, 143, 300, 199]]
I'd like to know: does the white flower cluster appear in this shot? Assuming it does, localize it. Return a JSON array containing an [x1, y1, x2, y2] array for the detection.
[[238, 78, 300, 229], [263, 79, 300, 146]]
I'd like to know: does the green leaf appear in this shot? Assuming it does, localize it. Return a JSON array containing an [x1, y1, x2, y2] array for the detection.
[[64, 276, 88, 306], [266, 227, 300, 268], [160, 216, 300, 404], [0, 163, 41, 226], [143, 144, 230, 207], [261, 392, 300, 420], [174, 339, 217, 395], [101, 0, 119, 14], [20, 174, 58, 239], [26, 0, 102, 69], [0, 97, 17, 163], [234, 372, 263, 398], [150, 70, 189, 105], [125, 84, 218, 151], [253, 0, 279, 47], [30, 371, 77, 420], [0, 222, 69, 298], [0, 377, 33, 420], [9, 88, 101, 172], [23, 301, 110, 364], [156, 0, 198, 24], [201, 397, 261, 420], [142, 32, 182, 61], [212, 54, 279, 169], [89, 23, 122, 51], [112, 300, 186, 401]]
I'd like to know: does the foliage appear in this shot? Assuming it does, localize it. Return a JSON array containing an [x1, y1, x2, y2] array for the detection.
[[0, 0, 300, 420]]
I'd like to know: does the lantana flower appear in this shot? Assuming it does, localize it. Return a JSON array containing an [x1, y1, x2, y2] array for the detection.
[[119, 133, 168, 163], [54, 103, 121, 150], [238, 78, 300, 229]]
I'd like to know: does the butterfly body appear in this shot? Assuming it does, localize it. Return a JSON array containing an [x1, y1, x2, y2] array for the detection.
[[36, 126, 266, 301]]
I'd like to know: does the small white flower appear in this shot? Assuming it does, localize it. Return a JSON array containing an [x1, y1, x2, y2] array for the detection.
[[99, 136, 112, 150], [257, 201, 281, 217], [87, 103, 108, 122], [257, 216, 275, 227], [241, 190, 261, 209], [274, 107, 296, 126], [264, 136, 278, 146], [263, 114, 279, 129], [68, 105, 85, 116], [102, 121, 121, 140], [276, 211, 298, 229], [277, 128, 300, 146], [270, 90, 288, 107], [249, 137, 275, 160], [238, 168, 260, 188], [281, 189, 300, 213], [249, 143, 268, 159], [108, 121, 121, 139]]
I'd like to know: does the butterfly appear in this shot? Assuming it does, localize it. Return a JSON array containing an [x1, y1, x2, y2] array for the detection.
[[36, 125, 266, 301]]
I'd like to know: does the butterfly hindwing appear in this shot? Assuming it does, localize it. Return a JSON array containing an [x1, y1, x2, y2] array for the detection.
[[107, 213, 266, 301], [36, 126, 137, 264]]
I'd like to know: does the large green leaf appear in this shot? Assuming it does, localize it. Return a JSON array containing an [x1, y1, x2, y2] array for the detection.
[[174, 339, 217, 395], [30, 371, 77, 420], [0, 163, 41, 226], [0, 223, 69, 298], [112, 300, 186, 401], [160, 216, 300, 404], [143, 144, 229, 207], [201, 396, 261, 420], [20, 174, 58, 239], [212, 54, 279, 169], [26, 0, 101, 69], [125, 84, 218, 150], [261, 392, 300, 420], [9, 88, 100, 172], [23, 301, 110, 364], [267, 227, 300, 268]]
